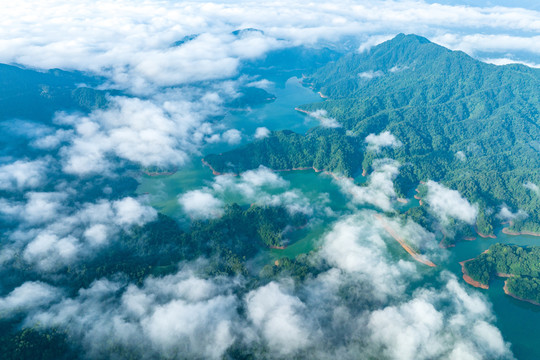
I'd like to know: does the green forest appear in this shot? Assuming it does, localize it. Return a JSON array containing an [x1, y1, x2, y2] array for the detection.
[[464, 243, 540, 303], [5, 203, 308, 288], [204, 127, 363, 176], [205, 34, 540, 236], [0, 203, 311, 357]]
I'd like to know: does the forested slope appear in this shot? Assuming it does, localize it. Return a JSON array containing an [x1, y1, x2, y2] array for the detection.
[[206, 34, 540, 234], [0, 64, 109, 122]]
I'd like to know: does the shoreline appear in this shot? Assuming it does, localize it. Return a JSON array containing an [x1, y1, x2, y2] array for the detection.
[[503, 280, 540, 307], [439, 235, 476, 249], [201, 158, 354, 181], [501, 226, 540, 237], [459, 257, 489, 289], [502, 228, 540, 237], [294, 107, 310, 115], [459, 254, 540, 306], [413, 188, 423, 205], [201, 159, 238, 176], [501, 221, 540, 237], [475, 228, 496, 239], [374, 214, 436, 267], [317, 91, 328, 99]]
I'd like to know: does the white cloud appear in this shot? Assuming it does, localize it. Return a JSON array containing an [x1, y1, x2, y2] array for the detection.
[[1, 1, 538, 92], [425, 181, 478, 224], [28, 267, 240, 360], [1, 195, 157, 271], [338, 159, 400, 211], [455, 151, 467, 161], [358, 70, 384, 79], [246, 282, 311, 355], [358, 34, 394, 53], [261, 190, 315, 216], [254, 126, 271, 139], [247, 79, 273, 90], [471, 321, 509, 358], [23, 233, 80, 271], [0, 0, 537, 98], [434, 33, 540, 57], [0, 281, 61, 316], [369, 296, 444, 359], [389, 64, 409, 73], [113, 197, 158, 227], [524, 181, 539, 194], [0, 1, 533, 358], [0, 159, 49, 191], [10, 212, 513, 360], [0, 191, 67, 224], [483, 57, 540, 68], [497, 206, 528, 222], [365, 131, 402, 153], [208, 168, 319, 215], [320, 211, 418, 300], [307, 109, 341, 128], [57, 93, 226, 175], [83, 224, 109, 246], [222, 129, 242, 145], [32, 129, 74, 150], [367, 275, 512, 360], [240, 166, 288, 188], [179, 190, 224, 219]]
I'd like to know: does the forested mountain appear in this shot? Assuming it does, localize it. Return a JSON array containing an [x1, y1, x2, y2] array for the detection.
[[464, 243, 540, 304], [0, 64, 109, 122], [205, 34, 540, 235], [204, 127, 363, 176]]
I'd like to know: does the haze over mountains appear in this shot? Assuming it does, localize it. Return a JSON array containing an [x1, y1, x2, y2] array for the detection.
[[1, 1, 540, 358]]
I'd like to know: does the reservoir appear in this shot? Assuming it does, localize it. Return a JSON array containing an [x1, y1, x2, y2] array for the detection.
[[138, 76, 540, 360]]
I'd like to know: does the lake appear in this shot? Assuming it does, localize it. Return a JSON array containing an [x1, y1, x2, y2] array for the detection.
[[137, 76, 540, 360]]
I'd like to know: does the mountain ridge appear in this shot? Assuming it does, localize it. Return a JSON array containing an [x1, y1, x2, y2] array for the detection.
[[205, 33, 540, 239]]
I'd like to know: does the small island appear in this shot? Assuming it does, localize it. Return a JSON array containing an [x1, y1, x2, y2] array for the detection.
[[461, 243, 540, 306], [142, 166, 178, 176]]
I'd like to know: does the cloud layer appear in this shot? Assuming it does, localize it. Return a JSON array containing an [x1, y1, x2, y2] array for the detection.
[[339, 159, 400, 211], [0, 194, 157, 271], [2, 0, 539, 93], [425, 181, 478, 224], [4, 211, 512, 359], [365, 131, 402, 153], [0, 1, 535, 358]]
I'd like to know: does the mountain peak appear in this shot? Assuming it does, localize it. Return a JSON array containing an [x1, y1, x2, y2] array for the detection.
[[374, 33, 443, 56], [342, 33, 451, 76], [391, 33, 431, 45], [308, 33, 491, 99]]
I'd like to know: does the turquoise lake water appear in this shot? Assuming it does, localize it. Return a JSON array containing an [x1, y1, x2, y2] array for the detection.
[[137, 77, 540, 360]]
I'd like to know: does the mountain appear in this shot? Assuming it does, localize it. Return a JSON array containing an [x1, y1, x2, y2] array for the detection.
[[205, 34, 540, 237], [0, 64, 109, 123]]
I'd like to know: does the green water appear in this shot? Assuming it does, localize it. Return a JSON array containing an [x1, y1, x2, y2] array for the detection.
[[224, 76, 322, 134], [137, 76, 540, 360], [203, 76, 322, 155]]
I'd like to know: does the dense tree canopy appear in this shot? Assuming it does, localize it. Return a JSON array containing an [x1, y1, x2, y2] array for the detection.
[[206, 34, 540, 235]]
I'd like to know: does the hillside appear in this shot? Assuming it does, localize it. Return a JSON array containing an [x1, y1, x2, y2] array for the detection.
[[0, 64, 109, 122], [463, 243, 540, 305], [205, 34, 540, 236]]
